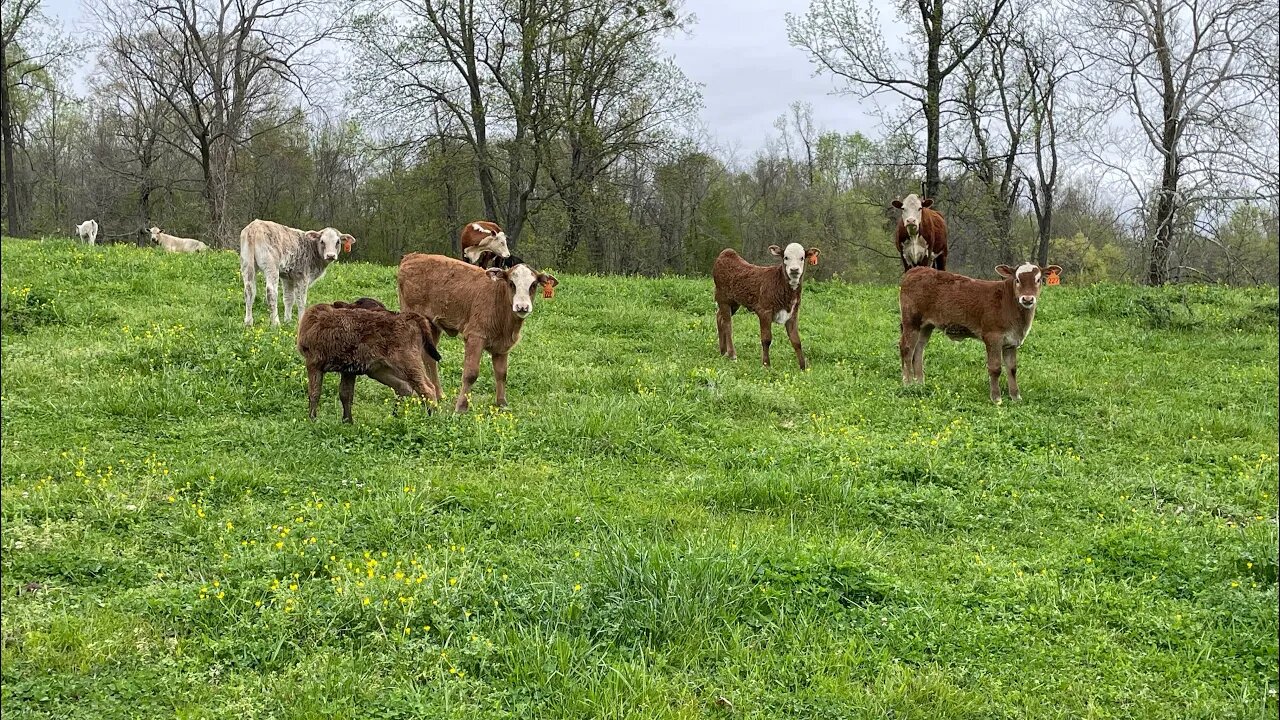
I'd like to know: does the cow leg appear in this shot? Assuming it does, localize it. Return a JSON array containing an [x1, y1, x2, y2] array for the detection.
[[785, 315, 807, 371], [281, 277, 295, 323], [339, 373, 357, 423], [295, 282, 310, 324], [716, 302, 737, 359], [1003, 346, 1020, 401], [422, 326, 445, 404], [492, 353, 509, 408], [913, 326, 933, 383], [263, 264, 282, 327], [934, 250, 947, 272], [454, 336, 485, 413], [984, 337, 1003, 404], [367, 366, 416, 417], [899, 322, 918, 384], [757, 313, 774, 367], [307, 366, 324, 420], [242, 260, 257, 327]]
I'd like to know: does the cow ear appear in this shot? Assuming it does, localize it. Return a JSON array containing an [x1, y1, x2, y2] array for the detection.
[[995, 265, 1015, 278], [769, 245, 783, 257], [538, 273, 559, 288], [891, 199, 903, 209], [1045, 265, 1062, 276], [486, 267, 506, 281], [305, 230, 321, 240], [921, 198, 934, 208], [806, 248, 820, 265], [341, 234, 355, 253]]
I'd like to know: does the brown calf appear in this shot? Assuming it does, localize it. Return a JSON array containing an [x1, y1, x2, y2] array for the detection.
[[397, 254, 557, 412], [892, 195, 948, 271], [296, 302, 442, 422], [899, 263, 1062, 403], [712, 242, 820, 370], [460, 221, 512, 265]]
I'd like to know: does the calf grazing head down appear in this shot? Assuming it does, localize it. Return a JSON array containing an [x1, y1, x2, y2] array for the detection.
[[486, 264, 558, 318], [332, 297, 389, 312], [891, 194, 933, 237], [305, 227, 356, 262], [770, 243, 821, 289], [996, 263, 1061, 310]]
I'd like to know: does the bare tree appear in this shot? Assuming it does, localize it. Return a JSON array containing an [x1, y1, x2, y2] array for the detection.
[[2, 0, 78, 237], [786, 0, 1009, 200], [94, 0, 335, 246], [1077, 0, 1278, 284], [1020, 18, 1084, 267]]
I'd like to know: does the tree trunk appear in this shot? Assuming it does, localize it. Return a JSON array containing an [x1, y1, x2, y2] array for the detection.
[[1036, 193, 1052, 267], [1, 74, 24, 238], [923, 0, 944, 199]]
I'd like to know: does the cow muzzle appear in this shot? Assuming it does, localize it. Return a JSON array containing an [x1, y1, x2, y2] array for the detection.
[[1019, 296, 1037, 309], [513, 304, 531, 318], [323, 253, 338, 262]]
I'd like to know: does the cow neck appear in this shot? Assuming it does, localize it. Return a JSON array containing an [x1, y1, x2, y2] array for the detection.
[[488, 277, 524, 335], [1001, 277, 1035, 326], [775, 264, 801, 312]]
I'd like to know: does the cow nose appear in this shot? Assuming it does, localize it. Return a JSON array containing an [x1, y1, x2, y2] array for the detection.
[[514, 304, 531, 316], [1020, 296, 1036, 308], [324, 254, 337, 261]]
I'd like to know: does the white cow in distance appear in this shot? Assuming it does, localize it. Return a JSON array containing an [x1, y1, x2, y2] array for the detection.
[[75, 219, 98, 245], [149, 226, 210, 253]]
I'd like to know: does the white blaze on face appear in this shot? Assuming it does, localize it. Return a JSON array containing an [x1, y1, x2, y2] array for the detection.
[[317, 228, 343, 262], [1014, 262, 1042, 309], [897, 194, 924, 236], [508, 264, 538, 317], [782, 242, 806, 288]]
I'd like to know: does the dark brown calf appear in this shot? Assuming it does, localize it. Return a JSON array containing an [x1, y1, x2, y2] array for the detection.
[[296, 303, 442, 422], [397, 254, 557, 412], [712, 242, 820, 370], [899, 263, 1062, 403], [892, 194, 948, 271]]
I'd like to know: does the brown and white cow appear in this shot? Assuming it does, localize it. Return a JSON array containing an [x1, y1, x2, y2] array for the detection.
[[892, 195, 948, 272], [397, 253, 557, 412], [460, 221, 512, 266], [899, 263, 1062, 403], [712, 242, 821, 370]]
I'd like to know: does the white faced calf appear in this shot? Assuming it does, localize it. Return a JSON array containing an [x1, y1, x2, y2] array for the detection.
[[899, 263, 1061, 403]]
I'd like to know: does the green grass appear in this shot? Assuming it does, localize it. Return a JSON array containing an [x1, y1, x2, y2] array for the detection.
[[2, 237, 1277, 719]]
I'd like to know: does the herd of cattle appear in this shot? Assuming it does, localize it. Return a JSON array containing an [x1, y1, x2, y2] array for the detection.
[[70, 194, 1060, 416]]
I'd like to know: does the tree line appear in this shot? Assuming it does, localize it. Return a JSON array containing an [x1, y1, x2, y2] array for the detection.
[[3, 0, 1277, 285]]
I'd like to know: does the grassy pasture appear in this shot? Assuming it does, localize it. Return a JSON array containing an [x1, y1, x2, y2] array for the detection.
[[1, 237, 1277, 719]]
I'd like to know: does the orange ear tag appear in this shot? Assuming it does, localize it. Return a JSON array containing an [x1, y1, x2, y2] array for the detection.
[[1047, 270, 1060, 286], [342, 239, 353, 253], [808, 255, 818, 266], [543, 284, 555, 299]]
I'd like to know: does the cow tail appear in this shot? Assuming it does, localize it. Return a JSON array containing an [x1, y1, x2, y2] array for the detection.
[[407, 312, 441, 362]]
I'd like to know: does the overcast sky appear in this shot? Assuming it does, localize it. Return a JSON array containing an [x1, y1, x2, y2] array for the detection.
[[41, 0, 883, 154]]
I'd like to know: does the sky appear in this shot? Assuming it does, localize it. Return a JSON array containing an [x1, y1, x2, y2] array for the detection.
[[39, 0, 884, 154]]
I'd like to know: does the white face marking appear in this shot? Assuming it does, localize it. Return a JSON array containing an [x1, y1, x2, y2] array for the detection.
[[471, 223, 487, 233], [782, 242, 805, 288], [317, 227, 343, 262], [478, 230, 511, 258], [508, 264, 538, 317], [903, 237, 930, 265], [897, 194, 924, 235], [773, 309, 791, 325]]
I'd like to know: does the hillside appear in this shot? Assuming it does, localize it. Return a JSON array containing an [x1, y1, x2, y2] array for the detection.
[[2, 238, 1277, 719]]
